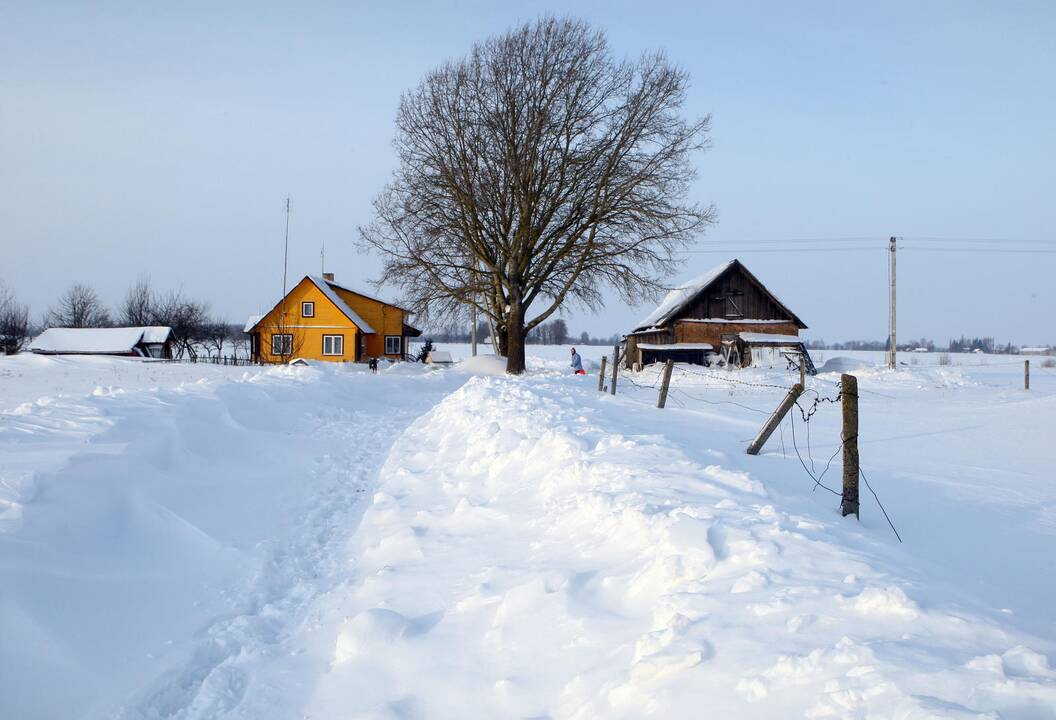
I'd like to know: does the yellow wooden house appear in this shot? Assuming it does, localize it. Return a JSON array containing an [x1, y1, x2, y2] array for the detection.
[[244, 273, 421, 363]]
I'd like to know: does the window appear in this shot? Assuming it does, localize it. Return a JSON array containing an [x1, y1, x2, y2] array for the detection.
[[384, 335, 402, 355], [301, 301, 314, 318], [271, 334, 293, 356], [323, 334, 344, 356]]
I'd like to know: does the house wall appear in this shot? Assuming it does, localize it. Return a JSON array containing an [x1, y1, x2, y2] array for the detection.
[[675, 320, 799, 349], [335, 289, 407, 358], [254, 278, 360, 363]]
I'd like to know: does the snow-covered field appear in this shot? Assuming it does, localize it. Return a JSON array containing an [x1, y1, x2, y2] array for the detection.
[[1, 348, 1054, 718]]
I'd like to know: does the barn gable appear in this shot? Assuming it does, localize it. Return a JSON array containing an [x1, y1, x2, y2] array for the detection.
[[633, 259, 806, 333]]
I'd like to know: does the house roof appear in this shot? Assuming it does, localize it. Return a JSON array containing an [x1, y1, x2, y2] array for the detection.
[[319, 276, 411, 313], [29, 326, 172, 354], [305, 275, 376, 333], [245, 276, 378, 334], [633, 259, 806, 332]]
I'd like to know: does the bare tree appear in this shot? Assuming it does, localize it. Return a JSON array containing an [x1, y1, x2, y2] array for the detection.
[[200, 317, 232, 359], [359, 17, 714, 373], [119, 277, 155, 326], [0, 282, 31, 354], [153, 290, 210, 359], [46, 283, 112, 328]]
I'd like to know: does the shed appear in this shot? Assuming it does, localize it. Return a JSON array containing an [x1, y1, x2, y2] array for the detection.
[[627, 259, 814, 373], [29, 327, 174, 359]]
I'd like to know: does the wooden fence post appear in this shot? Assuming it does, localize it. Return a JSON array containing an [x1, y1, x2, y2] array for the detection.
[[746, 383, 804, 455], [598, 355, 607, 392], [1025, 359, 1030, 390], [657, 359, 674, 408], [841, 373, 860, 519], [799, 355, 806, 386], [610, 344, 619, 396]]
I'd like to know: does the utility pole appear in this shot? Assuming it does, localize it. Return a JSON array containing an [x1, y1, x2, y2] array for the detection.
[[888, 236, 897, 369], [282, 197, 291, 302]]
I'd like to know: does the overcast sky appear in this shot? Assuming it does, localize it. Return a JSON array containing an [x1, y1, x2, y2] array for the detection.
[[2, 1, 1054, 344]]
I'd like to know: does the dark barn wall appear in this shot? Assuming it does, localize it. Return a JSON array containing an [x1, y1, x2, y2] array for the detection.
[[676, 266, 797, 324]]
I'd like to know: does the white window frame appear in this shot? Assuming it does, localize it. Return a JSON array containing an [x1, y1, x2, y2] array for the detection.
[[301, 301, 314, 318], [271, 334, 293, 356], [322, 334, 344, 356], [384, 335, 402, 355]]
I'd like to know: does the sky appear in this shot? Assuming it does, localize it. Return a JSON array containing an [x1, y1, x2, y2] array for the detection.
[[1, 0, 1054, 344]]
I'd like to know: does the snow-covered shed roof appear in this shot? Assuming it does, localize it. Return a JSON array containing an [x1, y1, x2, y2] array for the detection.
[[738, 332, 802, 345], [637, 342, 714, 351], [633, 259, 806, 333], [29, 327, 172, 354]]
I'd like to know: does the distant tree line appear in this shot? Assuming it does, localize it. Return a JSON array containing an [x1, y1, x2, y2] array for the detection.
[[803, 336, 1027, 354], [0, 278, 246, 359]]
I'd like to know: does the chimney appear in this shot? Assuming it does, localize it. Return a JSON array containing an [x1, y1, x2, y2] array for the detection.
[[322, 272, 335, 282]]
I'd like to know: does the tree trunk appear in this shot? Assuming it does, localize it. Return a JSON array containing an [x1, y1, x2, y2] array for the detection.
[[505, 306, 526, 374]]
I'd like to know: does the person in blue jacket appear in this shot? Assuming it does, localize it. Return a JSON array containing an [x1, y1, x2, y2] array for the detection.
[[570, 347, 585, 375]]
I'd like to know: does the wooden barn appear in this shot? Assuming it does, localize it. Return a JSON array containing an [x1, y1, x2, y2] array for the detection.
[[626, 259, 815, 373]]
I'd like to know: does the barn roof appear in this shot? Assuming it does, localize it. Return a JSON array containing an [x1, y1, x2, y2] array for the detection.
[[633, 259, 806, 332], [29, 327, 172, 354]]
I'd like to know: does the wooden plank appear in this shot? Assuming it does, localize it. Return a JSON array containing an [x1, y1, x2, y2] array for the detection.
[[746, 383, 804, 455]]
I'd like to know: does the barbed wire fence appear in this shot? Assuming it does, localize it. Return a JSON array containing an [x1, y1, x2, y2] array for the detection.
[[599, 351, 903, 543]]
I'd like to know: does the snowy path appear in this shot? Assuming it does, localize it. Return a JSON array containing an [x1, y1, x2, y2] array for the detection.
[[0, 358, 465, 719]]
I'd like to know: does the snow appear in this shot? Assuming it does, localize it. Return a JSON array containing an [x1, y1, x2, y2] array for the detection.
[[242, 314, 262, 333], [818, 356, 874, 373], [453, 354, 509, 376], [738, 332, 803, 344], [307, 275, 376, 333], [28, 326, 170, 354], [1, 347, 1054, 718], [637, 342, 714, 350], [635, 260, 735, 330]]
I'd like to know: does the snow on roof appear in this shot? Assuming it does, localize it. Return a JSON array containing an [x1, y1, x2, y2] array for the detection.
[[243, 314, 263, 333], [307, 276, 376, 334], [140, 326, 172, 344], [635, 261, 734, 331], [322, 277, 410, 313], [738, 332, 802, 344], [29, 327, 170, 354], [637, 342, 714, 350]]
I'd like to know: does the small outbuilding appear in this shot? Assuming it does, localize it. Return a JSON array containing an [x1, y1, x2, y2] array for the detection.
[[29, 327, 174, 359], [627, 259, 814, 373]]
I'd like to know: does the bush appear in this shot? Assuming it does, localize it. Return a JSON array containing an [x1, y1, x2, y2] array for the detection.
[[938, 353, 951, 366], [1042, 358, 1055, 369]]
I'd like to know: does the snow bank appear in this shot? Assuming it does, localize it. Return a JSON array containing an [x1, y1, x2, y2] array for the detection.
[[453, 354, 509, 376], [300, 375, 1056, 718], [817, 356, 875, 374]]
